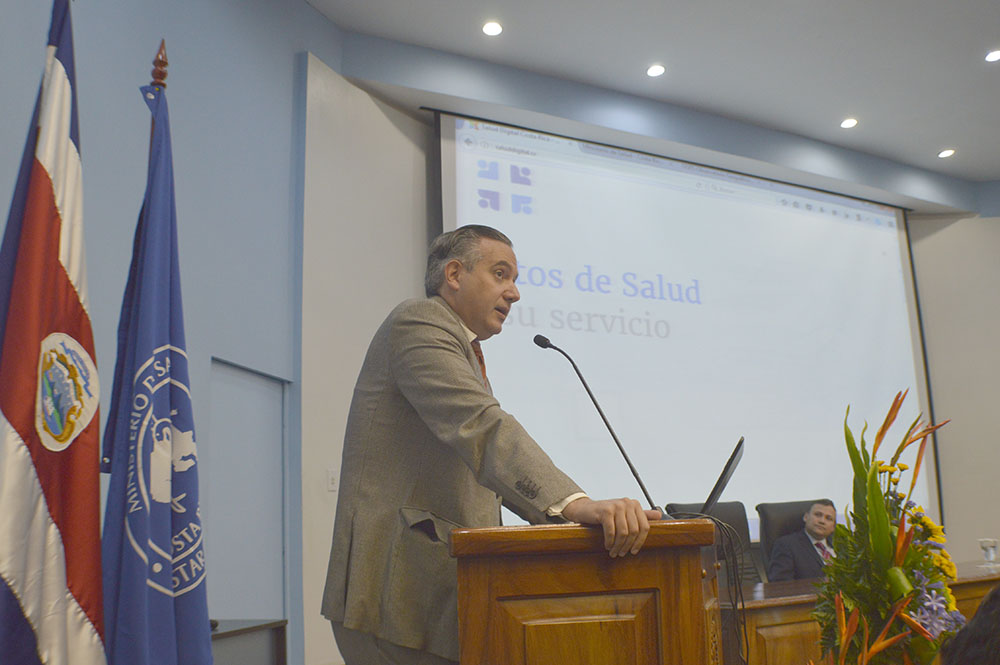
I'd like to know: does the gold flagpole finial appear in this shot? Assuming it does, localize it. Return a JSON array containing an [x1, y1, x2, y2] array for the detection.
[[151, 39, 168, 89]]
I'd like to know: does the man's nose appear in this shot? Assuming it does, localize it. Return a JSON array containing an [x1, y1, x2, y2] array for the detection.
[[507, 283, 520, 302]]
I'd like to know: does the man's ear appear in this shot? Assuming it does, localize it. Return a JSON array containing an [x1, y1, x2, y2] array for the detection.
[[442, 258, 464, 293]]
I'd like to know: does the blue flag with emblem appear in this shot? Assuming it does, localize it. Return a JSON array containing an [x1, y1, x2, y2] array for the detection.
[[100, 77, 213, 665]]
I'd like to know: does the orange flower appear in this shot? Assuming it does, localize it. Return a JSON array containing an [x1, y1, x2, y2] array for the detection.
[[898, 611, 934, 641], [904, 422, 948, 503], [835, 592, 861, 665], [894, 512, 915, 567], [873, 389, 907, 457], [866, 630, 910, 658]]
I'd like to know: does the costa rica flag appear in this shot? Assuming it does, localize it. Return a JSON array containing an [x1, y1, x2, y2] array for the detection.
[[0, 1, 107, 664]]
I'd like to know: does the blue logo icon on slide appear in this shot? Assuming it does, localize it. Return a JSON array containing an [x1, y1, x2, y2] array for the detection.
[[512, 195, 532, 214], [510, 165, 531, 185], [477, 190, 500, 210], [477, 160, 499, 180]]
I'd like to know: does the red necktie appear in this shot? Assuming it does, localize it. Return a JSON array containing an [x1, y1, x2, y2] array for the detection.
[[815, 541, 832, 561], [470, 339, 488, 385]]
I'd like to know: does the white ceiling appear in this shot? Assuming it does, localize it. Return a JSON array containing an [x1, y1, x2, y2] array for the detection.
[[309, 0, 1000, 182]]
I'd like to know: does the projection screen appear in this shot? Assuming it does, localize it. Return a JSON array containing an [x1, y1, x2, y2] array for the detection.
[[439, 114, 937, 529]]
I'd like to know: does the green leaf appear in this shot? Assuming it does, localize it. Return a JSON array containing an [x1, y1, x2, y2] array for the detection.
[[886, 566, 913, 599], [860, 421, 870, 467], [909, 635, 938, 665], [867, 461, 892, 571], [844, 409, 869, 517]]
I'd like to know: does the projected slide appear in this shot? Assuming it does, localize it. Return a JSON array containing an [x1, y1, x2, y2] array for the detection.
[[441, 116, 932, 524]]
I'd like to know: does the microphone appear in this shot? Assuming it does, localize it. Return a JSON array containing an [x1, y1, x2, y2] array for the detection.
[[533, 334, 661, 513]]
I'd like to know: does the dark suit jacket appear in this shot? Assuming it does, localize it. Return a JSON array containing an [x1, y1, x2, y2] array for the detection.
[[767, 529, 829, 581], [321, 297, 582, 661]]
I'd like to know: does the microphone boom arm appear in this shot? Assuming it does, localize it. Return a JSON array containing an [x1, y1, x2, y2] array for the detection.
[[535, 335, 660, 512]]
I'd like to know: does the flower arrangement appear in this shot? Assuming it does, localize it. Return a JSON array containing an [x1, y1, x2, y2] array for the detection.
[[811, 390, 965, 665]]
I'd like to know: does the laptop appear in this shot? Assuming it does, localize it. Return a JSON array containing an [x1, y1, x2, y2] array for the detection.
[[698, 436, 745, 515]]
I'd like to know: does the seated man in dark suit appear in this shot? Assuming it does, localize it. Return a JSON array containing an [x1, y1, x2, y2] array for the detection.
[[767, 499, 836, 581]]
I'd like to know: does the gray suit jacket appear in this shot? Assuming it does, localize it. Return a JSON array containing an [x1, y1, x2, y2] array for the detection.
[[321, 297, 582, 661]]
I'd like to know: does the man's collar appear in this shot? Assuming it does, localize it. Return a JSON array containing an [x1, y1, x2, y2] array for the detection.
[[458, 318, 477, 344], [431, 295, 477, 343], [805, 530, 828, 545]]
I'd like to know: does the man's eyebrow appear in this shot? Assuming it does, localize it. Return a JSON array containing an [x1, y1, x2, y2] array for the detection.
[[491, 259, 518, 281]]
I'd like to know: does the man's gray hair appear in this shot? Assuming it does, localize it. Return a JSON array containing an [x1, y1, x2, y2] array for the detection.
[[424, 225, 513, 297]]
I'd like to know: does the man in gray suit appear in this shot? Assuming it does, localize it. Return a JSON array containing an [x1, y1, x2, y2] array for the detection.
[[322, 225, 661, 665]]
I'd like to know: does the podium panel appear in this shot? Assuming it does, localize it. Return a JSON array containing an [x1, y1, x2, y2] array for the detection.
[[451, 520, 720, 665], [502, 591, 658, 664]]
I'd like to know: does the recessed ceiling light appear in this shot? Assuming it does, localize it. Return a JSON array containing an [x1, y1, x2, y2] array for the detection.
[[986, 50, 1000, 63], [646, 64, 666, 77], [840, 118, 858, 129], [938, 149, 956, 159], [482, 21, 502, 36]]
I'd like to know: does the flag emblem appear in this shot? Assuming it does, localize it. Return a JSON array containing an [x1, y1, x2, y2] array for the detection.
[[36, 331, 99, 451], [121, 344, 206, 598]]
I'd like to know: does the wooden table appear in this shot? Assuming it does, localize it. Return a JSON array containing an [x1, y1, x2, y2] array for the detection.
[[721, 562, 1000, 665]]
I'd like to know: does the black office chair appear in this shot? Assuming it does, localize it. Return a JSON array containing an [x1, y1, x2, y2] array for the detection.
[[666, 500, 765, 584], [755, 500, 819, 573]]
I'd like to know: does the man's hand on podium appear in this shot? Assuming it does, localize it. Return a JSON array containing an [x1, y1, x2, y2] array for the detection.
[[562, 497, 663, 558]]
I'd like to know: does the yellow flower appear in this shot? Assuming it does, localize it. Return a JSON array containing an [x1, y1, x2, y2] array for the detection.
[[897, 462, 909, 471], [932, 550, 957, 579], [922, 518, 946, 543], [934, 553, 958, 580]]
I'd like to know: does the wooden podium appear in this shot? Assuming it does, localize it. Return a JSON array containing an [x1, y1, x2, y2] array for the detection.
[[451, 519, 722, 665]]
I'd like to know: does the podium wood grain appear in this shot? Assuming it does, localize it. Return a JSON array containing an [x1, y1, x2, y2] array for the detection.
[[451, 520, 720, 665]]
